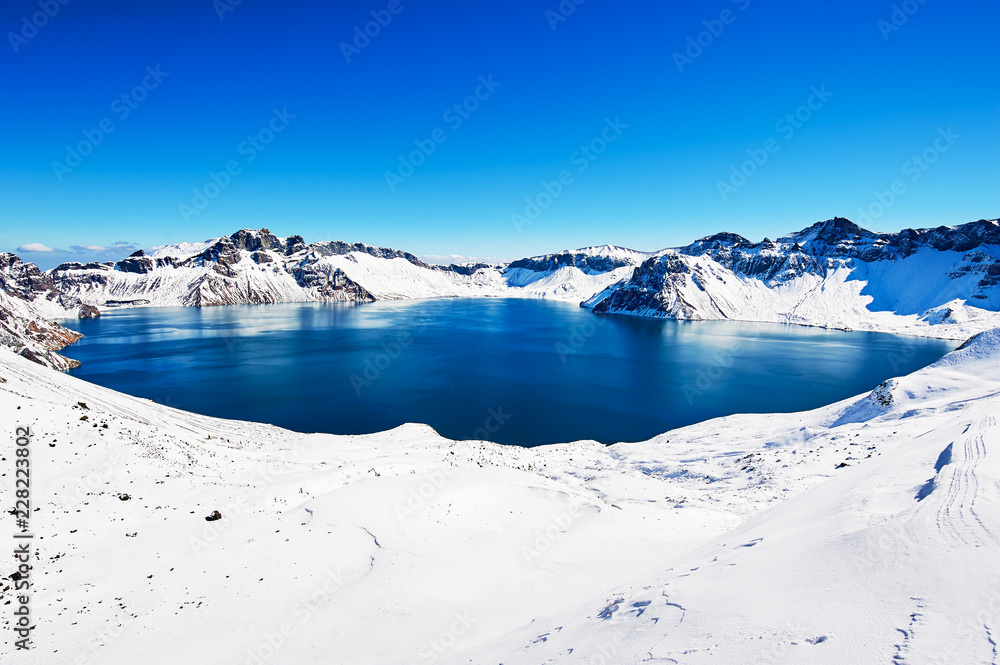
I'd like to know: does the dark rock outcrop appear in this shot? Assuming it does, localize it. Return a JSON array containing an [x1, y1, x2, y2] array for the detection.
[[505, 248, 639, 276], [589, 218, 1000, 320], [0, 252, 93, 369]]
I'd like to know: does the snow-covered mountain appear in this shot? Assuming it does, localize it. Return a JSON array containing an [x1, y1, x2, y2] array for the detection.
[[5, 217, 1000, 370], [4, 218, 1000, 662], [2, 313, 998, 664], [43, 219, 1000, 341], [0, 253, 98, 369], [45, 229, 649, 310], [587, 217, 1000, 339]]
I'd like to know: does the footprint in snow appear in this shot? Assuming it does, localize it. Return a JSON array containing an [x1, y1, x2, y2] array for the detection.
[[629, 600, 652, 617], [597, 598, 624, 620]]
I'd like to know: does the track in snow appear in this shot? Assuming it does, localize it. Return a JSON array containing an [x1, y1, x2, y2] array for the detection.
[[933, 415, 998, 547]]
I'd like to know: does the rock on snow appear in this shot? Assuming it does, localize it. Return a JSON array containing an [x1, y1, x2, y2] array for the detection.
[[1, 325, 999, 663]]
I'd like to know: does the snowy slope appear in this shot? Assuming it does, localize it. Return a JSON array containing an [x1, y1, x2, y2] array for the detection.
[[2, 329, 999, 664], [588, 218, 1000, 340], [11, 217, 997, 346], [37, 218, 1000, 345], [149, 239, 220, 260], [0, 289, 84, 370], [463, 329, 1000, 664], [6, 216, 1000, 373], [45, 231, 651, 311], [0, 253, 98, 369]]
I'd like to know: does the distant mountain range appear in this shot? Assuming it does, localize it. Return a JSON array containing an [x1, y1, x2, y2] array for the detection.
[[42, 228, 648, 308], [2, 218, 999, 368], [586, 217, 1000, 334]]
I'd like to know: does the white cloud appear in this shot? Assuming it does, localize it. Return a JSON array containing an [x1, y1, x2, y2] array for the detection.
[[14, 240, 141, 260], [68, 242, 140, 255], [17, 243, 55, 253]]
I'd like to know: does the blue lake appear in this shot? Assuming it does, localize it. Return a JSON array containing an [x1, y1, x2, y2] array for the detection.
[[64, 299, 954, 446]]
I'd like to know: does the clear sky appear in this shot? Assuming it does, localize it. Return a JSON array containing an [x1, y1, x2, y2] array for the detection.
[[1, 0, 997, 269]]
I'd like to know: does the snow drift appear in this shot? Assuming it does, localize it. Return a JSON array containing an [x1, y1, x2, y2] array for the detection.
[[1, 326, 999, 663]]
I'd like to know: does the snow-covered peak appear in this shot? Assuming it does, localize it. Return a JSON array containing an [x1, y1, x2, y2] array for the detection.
[[149, 239, 221, 260], [778, 217, 875, 245], [506, 245, 651, 277], [3, 311, 1000, 663], [567, 244, 654, 263]]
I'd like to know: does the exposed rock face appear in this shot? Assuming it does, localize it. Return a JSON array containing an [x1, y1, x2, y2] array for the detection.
[[587, 218, 1000, 331], [439, 262, 497, 277], [592, 254, 701, 318], [78, 304, 101, 319], [0, 253, 93, 369], [289, 265, 375, 303], [506, 246, 648, 275], [1, 252, 80, 309], [47, 229, 433, 308], [6, 218, 1000, 370], [306, 239, 429, 266]]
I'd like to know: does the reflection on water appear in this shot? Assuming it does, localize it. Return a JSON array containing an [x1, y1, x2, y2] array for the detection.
[[65, 299, 955, 446]]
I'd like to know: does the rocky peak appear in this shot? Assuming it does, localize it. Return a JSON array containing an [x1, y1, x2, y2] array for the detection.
[[913, 219, 1000, 253], [681, 232, 752, 255], [118, 254, 157, 274], [53, 261, 115, 271], [0, 253, 97, 370], [780, 217, 875, 247], [228, 228, 283, 252], [0, 253, 59, 300], [308, 241, 429, 268], [505, 249, 640, 275], [284, 235, 307, 255]]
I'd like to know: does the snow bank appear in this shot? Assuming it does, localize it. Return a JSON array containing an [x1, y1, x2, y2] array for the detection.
[[2, 327, 999, 663]]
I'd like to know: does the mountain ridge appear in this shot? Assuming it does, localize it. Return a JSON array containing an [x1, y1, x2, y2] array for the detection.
[[2, 217, 999, 369], [587, 217, 1000, 338]]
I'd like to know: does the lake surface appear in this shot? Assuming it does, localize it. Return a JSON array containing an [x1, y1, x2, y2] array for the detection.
[[64, 299, 954, 446]]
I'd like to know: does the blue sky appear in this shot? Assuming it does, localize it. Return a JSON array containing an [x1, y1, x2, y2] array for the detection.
[[1, 0, 997, 269]]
